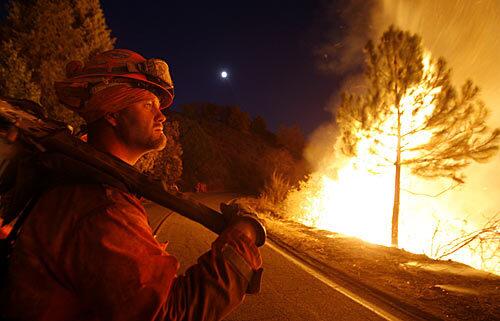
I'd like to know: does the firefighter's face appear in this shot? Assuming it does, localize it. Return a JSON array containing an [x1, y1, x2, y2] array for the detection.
[[114, 93, 167, 153]]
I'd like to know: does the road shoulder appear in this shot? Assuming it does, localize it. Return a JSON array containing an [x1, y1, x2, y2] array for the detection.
[[238, 196, 500, 321]]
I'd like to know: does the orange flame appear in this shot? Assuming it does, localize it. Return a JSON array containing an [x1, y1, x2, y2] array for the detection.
[[285, 54, 499, 275]]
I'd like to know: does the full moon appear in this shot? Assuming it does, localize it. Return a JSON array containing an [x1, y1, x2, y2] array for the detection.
[[221, 71, 228, 78]]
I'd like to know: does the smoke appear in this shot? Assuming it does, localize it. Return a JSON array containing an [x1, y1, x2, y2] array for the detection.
[[303, 73, 366, 171], [312, 0, 378, 76], [306, 0, 377, 170]]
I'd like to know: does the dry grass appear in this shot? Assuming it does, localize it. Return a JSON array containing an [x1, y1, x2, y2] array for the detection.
[[261, 171, 290, 204], [253, 171, 293, 219]]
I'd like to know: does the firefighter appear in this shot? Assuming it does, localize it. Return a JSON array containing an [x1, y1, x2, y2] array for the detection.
[[0, 49, 263, 321]]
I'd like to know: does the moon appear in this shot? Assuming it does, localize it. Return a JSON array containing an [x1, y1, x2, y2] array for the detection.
[[221, 71, 228, 78]]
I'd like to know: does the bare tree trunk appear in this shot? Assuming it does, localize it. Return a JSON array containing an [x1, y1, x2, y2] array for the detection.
[[392, 95, 402, 247], [392, 157, 401, 246]]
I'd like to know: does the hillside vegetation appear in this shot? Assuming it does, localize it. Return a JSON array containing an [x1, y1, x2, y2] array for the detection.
[[170, 103, 309, 193]]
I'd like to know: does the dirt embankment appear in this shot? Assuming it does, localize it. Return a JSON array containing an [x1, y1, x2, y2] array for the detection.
[[238, 197, 500, 321]]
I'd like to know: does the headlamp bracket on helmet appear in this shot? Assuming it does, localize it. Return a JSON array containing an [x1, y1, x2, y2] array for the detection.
[[134, 59, 173, 89]]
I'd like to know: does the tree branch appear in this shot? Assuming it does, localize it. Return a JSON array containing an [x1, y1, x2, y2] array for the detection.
[[435, 214, 499, 260], [401, 181, 460, 198]]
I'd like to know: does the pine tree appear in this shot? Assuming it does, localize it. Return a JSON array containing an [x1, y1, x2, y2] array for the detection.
[[336, 26, 499, 247], [0, 40, 41, 102], [0, 0, 114, 126]]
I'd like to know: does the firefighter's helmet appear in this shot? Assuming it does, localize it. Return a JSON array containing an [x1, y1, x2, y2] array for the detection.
[[55, 49, 174, 110]]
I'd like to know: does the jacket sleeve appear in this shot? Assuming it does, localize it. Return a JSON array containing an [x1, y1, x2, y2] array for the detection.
[[165, 227, 262, 321], [66, 201, 261, 321]]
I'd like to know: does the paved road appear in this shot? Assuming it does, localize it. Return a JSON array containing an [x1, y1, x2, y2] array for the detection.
[[145, 194, 407, 321]]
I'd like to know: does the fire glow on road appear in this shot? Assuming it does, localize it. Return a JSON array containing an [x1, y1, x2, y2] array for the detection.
[[266, 241, 405, 321]]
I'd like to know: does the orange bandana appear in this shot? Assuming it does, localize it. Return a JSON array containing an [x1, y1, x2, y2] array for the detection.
[[80, 85, 157, 123]]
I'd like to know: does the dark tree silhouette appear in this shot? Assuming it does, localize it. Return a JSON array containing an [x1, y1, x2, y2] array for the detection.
[[0, 0, 115, 127], [276, 124, 306, 159], [250, 115, 268, 136], [226, 106, 250, 132]]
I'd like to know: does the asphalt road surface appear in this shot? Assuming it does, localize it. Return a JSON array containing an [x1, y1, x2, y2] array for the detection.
[[145, 193, 411, 321]]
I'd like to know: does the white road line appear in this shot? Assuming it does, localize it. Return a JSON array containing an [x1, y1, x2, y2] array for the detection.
[[266, 241, 404, 321]]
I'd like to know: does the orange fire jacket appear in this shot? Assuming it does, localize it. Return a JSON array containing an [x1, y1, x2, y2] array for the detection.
[[1, 183, 261, 321]]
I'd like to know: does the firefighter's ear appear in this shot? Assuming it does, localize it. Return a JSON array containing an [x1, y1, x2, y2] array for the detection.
[[103, 112, 120, 127]]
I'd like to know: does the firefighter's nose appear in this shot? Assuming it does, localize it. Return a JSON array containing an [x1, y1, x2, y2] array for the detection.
[[155, 109, 167, 123]]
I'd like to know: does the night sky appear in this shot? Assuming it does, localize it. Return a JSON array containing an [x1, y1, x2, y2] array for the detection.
[[100, 0, 350, 134], [0, 0, 358, 134]]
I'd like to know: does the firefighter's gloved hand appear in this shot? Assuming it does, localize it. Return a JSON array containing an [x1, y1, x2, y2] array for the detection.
[[213, 224, 264, 294], [217, 201, 265, 294], [220, 201, 266, 247]]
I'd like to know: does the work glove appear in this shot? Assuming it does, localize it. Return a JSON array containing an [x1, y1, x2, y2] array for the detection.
[[217, 200, 265, 294], [220, 200, 266, 247]]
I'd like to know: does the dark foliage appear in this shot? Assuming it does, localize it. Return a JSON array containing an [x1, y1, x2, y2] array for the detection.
[[276, 124, 306, 159], [173, 104, 308, 193], [0, 0, 115, 128]]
